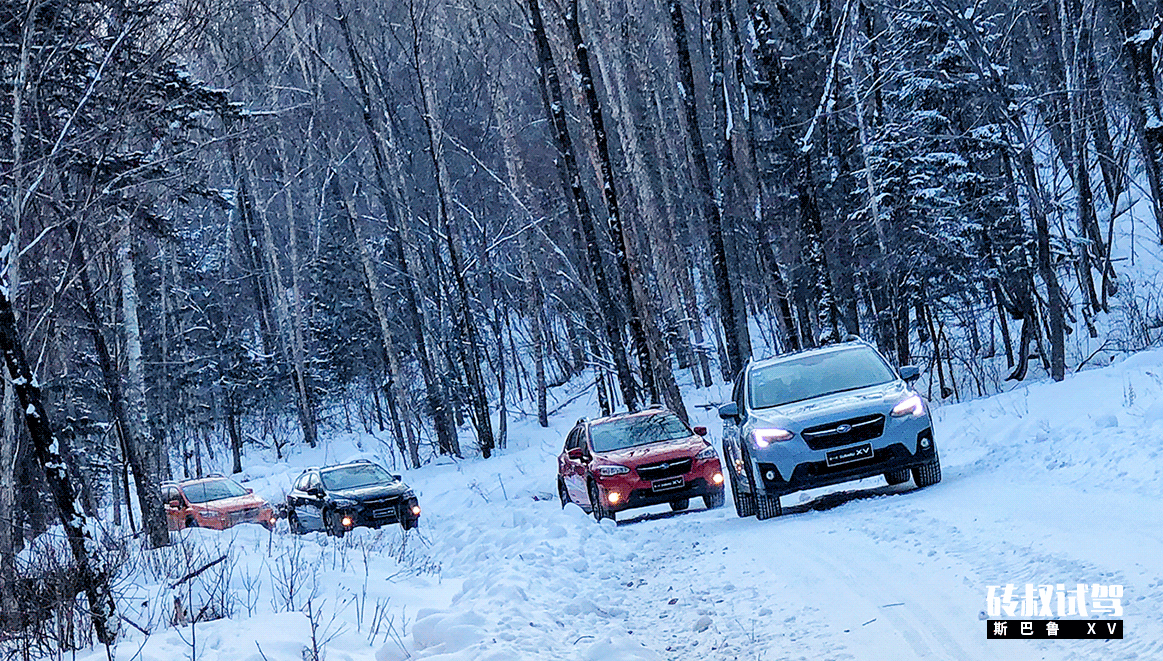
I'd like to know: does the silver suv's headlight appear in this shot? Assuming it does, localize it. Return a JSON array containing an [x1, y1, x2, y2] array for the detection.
[[596, 465, 630, 476], [752, 428, 794, 448], [696, 446, 718, 460], [891, 394, 925, 418]]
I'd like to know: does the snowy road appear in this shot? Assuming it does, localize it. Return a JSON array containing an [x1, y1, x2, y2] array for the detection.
[[411, 351, 1163, 661], [68, 350, 1163, 661]]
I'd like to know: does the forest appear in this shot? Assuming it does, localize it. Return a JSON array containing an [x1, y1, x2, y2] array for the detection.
[[3, 0, 1163, 643]]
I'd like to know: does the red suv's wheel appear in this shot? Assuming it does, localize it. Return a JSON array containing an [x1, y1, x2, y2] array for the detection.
[[558, 480, 570, 509], [588, 481, 614, 522]]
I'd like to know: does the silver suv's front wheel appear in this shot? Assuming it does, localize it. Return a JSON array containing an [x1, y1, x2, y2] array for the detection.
[[725, 440, 756, 517], [912, 448, 942, 488]]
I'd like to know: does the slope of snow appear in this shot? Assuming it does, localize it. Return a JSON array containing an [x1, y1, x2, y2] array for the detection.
[[55, 348, 1163, 660]]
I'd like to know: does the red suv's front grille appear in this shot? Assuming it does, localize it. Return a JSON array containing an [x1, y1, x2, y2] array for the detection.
[[636, 457, 692, 481]]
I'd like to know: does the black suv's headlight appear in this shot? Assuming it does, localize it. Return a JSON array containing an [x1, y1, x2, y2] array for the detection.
[[330, 497, 358, 510]]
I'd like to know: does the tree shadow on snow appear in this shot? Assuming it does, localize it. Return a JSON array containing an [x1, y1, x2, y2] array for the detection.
[[613, 504, 716, 526], [780, 482, 916, 516], [611, 480, 928, 526]]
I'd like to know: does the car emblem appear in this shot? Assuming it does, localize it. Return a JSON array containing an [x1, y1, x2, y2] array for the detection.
[[836, 424, 852, 434]]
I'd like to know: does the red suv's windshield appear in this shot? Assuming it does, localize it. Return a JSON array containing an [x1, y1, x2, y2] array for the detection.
[[589, 413, 690, 452]]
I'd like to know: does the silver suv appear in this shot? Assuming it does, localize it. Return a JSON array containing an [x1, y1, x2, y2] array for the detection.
[[719, 341, 940, 519]]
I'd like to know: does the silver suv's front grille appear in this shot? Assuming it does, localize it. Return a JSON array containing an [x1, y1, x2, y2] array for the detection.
[[801, 414, 885, 450]]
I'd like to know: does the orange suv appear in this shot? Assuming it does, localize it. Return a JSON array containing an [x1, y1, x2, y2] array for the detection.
[[557, 408, 726, 521], [162, 475, 275, 530]]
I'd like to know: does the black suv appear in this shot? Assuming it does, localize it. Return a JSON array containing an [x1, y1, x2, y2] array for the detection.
[[285, 460, 420, 535]]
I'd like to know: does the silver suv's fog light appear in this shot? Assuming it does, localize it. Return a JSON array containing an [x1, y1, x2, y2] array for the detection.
[[920, 437, 931, 449], [765, 470, 776, 480]]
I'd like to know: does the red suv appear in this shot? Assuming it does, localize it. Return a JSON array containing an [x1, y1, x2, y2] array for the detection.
[[557, 408, 726, 521], [162, 475, 275, 531]]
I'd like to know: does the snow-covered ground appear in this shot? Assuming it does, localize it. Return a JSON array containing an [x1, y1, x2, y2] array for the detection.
[[51, 347, 1163, 660]]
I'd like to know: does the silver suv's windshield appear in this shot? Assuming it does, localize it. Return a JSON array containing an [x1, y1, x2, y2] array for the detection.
[[322, 464, 394, 490], [748, 347, 896, 409], [589, 413, 690, 452]]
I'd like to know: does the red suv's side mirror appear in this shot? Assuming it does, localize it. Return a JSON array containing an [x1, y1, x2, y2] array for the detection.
[[693, 426, 708, 436], [567, 448, 586, 461]]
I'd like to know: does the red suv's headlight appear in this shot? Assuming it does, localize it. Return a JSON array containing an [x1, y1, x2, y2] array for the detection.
[[696, 446, 717, 460], [596, 465, 630, 477]]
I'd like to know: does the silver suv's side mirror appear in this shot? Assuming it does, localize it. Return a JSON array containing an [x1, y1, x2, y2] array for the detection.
[[899, 365, 920, 383], [718, 402, 739, 420]]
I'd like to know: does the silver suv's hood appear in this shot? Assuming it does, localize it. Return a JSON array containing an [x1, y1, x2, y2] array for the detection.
[[748, 381, 914, 431]]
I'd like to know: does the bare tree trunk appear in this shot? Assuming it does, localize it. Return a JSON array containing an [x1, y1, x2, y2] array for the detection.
[[526, 0, 639, 411], [0, 253, 119, 646], [409, 0, 496, 457], [670, 0, 750, 375], [564, 0, 683, 414], [1, 0, 33, 618], [1105, 0, 1163, 241], [0, 375, 17, 624], [226, 135, 279, 359], [332, 0, 459, 457], [227, 393, 243, 474], [335, 180, 421, 468], [116, 222, 171, 547], [274, 137, 318, 448]]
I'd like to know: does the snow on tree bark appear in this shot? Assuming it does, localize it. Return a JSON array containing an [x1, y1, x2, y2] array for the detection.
[[333, 0, 460, 457], [117, 222, 171, 549], [0, 244, 119, 645], [670, 0, 750, 374], [563, 0, 687, 417], [526, 0, 640, 411]]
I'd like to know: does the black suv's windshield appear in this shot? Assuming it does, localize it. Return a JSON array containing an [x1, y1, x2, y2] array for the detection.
[[589, 413, 690, 452], [749, 347, 896, 409], [321, 464, 394, 491], [182, 478, 247, 504]]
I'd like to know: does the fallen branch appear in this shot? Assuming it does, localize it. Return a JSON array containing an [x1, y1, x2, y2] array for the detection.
[[169, 554, 228, 589]]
